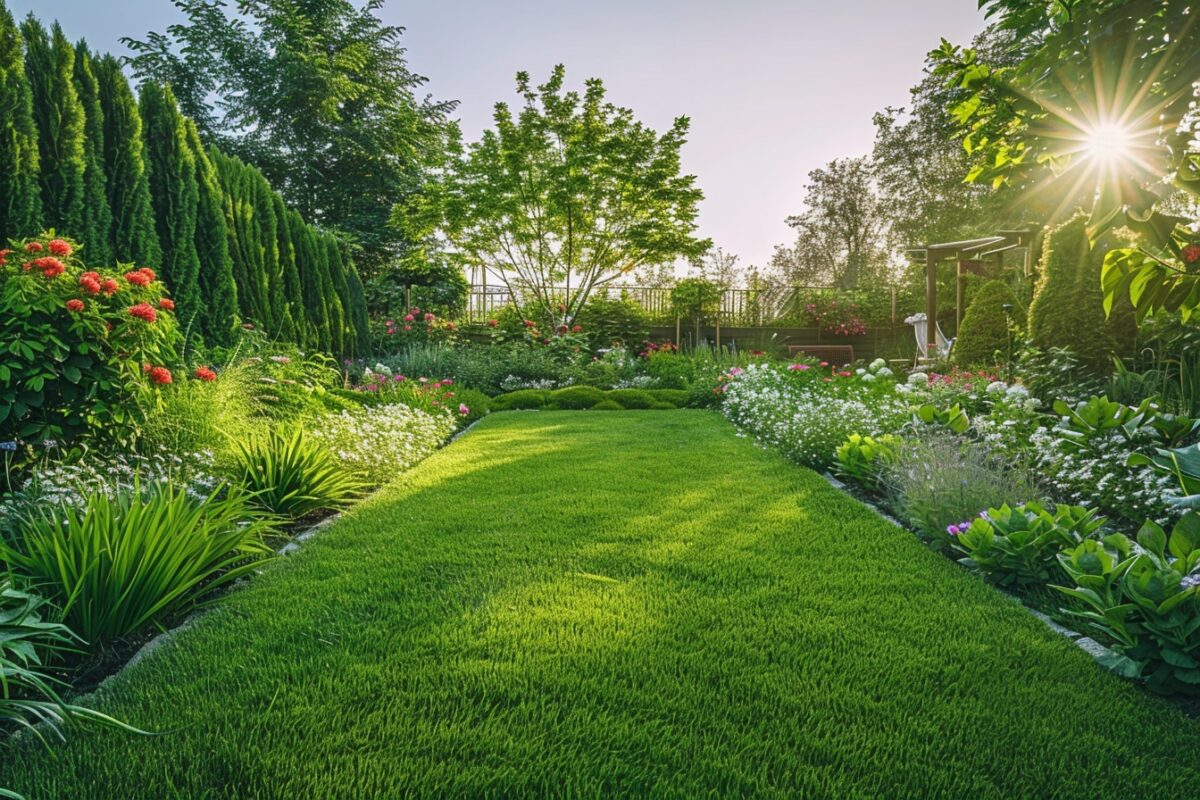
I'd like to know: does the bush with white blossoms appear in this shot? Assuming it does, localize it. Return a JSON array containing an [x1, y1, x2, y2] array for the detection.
[[309, 403, 455, 487], [721, 362, 909, 469]]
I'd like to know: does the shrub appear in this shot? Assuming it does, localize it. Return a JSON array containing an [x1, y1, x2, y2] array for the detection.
[[605, 389, 656, 409], [0, 234, 181, 454], [232, 427, 366, 519], [574, 296, 650, 350], [491, 389, 550, 411], [952, 503, 1106, 587], [834, 433, 902, 491], [590, 399, 625, 411], [546, 386, 606, 410], [309, 404, 453, 487], [953, 280, 1024, 367], [450, 387, 491, 425], [136, 361, 261, 466], [880, 431, 1041, 551], [648, 389, 689, 406], [1027, 213, 1115, 373], [1, 486, 274, 646]]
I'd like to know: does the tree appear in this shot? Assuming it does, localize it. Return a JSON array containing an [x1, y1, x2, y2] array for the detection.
[[23, 18, 85, 239], [94, 54, 161, 267], [929, 1, 1200, 320], [771, 157, 889, 290], [0, 5, 42, 240], [691, 246, 742, 289], [185, 118, 237, 344], [412, 66, 709, 326], [953, 279, 1024, 367], [1027, 213, 1115, 372], [124, 0, 455, 275], [71, 41, 113, 265], [140, 81, 202, 335]]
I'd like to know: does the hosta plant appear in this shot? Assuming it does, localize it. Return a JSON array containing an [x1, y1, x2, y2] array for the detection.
[[834, 434, 902, 491], [1, 485, 275, 647], [233, 427, 366, 519], [953, 503, 1107, 587], [1056, 512, 1200, 694]]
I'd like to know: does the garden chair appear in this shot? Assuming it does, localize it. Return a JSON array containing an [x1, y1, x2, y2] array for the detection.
[[908, 314, 954, 361]]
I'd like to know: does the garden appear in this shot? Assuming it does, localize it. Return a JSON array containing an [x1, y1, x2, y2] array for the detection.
[[4, 0, 1200, 797]]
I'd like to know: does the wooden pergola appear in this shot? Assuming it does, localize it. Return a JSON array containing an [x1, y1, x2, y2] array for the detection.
[[906, 228, 1038, 355]]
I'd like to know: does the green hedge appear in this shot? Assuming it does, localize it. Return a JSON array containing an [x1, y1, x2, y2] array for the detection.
[[491, 386, 684, 411]]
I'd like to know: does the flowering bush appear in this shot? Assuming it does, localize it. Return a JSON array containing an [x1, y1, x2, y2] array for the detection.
[[720, 362, 908, 468], [0, 234, 181, 454], [373, 306, 459, 351], [310, 403, 454, 486], [798, 296, 866, 336], [354, 364, 473, 421]]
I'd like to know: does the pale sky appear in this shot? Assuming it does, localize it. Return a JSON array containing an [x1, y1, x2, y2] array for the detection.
[[13, 0, 987, 270]]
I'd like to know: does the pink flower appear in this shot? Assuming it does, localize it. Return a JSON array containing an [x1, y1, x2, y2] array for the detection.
[[424, 312, 435, 322], [458, 404, 470, 415], [787, 363, 810, 371], [403, 314, 414, 322], [728, 367, 744, 376]]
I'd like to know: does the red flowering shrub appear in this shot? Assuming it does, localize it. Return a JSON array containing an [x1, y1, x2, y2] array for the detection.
[[372, 306, 458, 352], [193, 366, 217, 382], [158, 298, 175, 311], [0, 234, 183, 453]]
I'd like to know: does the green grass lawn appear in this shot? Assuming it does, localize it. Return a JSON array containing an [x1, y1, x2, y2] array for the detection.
[[6, 411, 1200, 798]]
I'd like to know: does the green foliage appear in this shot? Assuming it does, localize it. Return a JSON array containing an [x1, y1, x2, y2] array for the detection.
[[834, 433, 902, 491], [1056, 512, 1200, 694], [490, 389, 550, 411], [1027, 214, 1115, 373], [546, 386, 607, 410], [953, 279, 1023, 367], [140, 81, 202, 337], [93, 54, 161, 267], [1128, 444, 1200, 510], [590, 399, 624, 410], [184, 120, 236, 345], [0, 5, 42, 240], [1, 485, 274, 647], [412, 65, 709, 324], [68, 42, 112, 266], [232, 426, 365, 519], [573, 295, 650, 350], [913, 402, 970, 435], [669, 277, 721, 322], [0, 234, 181, 452], [604, 389, 656, 409], [22, 19, 84, 238], [647, 389, 689, 406], [953, 503, 1106, 587]]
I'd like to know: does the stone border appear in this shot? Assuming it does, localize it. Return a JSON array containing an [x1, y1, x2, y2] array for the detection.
[[820, 471, 1119, 668]]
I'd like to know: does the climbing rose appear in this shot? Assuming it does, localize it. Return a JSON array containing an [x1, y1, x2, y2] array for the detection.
[[147, 366, 173, 385], [128, 303, 158, 323], [193, 366, 217, 382], [1185, 245, 1200, 264], [47, 239, 71, 256], [158, 298, 176, 311], [66, 298, 85, 312]]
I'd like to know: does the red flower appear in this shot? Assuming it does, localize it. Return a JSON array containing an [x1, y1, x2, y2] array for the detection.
[[556, 324, 568, 334], [128, 303, 158, 323], [403, 314, 415, 322], [1184, 245, 1200, 264], [48, 239, 71, 257], [487, 319, 498, 328], [102, 278, 119, 295], [33, 257, 65, 278], [445, 322, 456, 331], [139, 267, 157, 282], [124, 270, 151, 287], [0, 249, 12, 261], [423, 312, 435, 322], [66, 298, 85, 312], [522, 319, 536, 328], [193, 366, 217, 382], [571, 325, 583, 333], [24, 241, 43, 253], [148, 366, 173, 385], [158, 298, 176, 311], [404, 324, 412, 331]]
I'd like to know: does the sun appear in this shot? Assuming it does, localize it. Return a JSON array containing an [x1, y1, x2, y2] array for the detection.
[[1083, 122, 1136, 165]]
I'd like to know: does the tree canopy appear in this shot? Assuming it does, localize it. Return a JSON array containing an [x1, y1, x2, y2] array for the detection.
[[406, 65, 710, 325]]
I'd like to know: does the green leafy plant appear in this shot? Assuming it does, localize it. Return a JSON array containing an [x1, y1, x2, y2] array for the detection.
[[953, 503, 1106, 587], [913, 402, 970, 435], [546, 386, 606, 410], [1128, 444, 1200, 510], [232, 427, 366, 519], [1056, 512, 1200, 694], [834, 433, 902, 491], [1051, 395, 1154, 453], [1, 486, 275, 647]]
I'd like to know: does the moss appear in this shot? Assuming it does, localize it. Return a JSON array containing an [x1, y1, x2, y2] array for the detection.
[[953, 280, 1024, 368]]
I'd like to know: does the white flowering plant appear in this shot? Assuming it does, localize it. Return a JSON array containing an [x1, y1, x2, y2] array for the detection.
[[309, 403, 455, 487]]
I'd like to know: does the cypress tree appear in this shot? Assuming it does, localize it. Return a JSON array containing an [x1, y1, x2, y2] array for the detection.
[[274, 194, 304, 345], [71, 41, 113, 264], [953, 280, 1025, 368], [0, 5, 42, 239], [345, 260, 371, 358], [323, 235, 348, 358], [184, 118, 237, 344], [23, 18, 85, 239], [250, 163, 284, 334], [292, 211, 328, 351], [141, 81, 202, 337], [94, 54, 161, 267]]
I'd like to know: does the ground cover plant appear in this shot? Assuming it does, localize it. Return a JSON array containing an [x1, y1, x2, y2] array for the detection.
[[2, 412, 1199, 798]]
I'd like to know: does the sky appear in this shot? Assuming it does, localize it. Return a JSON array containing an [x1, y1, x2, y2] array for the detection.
[[12, 0, 988, 271]]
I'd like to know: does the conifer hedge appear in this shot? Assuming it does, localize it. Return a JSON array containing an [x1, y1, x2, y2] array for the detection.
[[0, 6, 368, 358]]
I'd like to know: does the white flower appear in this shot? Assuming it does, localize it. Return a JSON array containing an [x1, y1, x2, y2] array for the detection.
[[372, 363, 392, 376], [907, 372, 929, 385], [986, 381, 1008, 394], [875, 367, 893, 378], [869, 358, 887, 371]]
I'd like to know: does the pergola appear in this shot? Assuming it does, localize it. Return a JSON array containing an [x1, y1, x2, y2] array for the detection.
[[906, 228, 1038, 356]]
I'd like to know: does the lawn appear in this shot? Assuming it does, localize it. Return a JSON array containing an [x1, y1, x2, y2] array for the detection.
[[5, 410, 1200, 798]]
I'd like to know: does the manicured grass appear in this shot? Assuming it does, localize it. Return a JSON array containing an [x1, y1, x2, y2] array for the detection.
[[5, 411, 1200, 798]]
